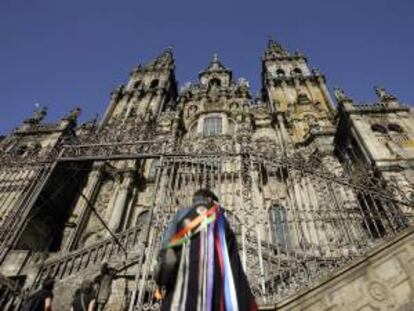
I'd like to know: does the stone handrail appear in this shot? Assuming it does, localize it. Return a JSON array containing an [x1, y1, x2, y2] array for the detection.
[[36, 224, 144, 283]]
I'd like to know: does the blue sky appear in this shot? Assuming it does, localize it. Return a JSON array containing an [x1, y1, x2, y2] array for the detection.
[[0, 0, 413, 134]]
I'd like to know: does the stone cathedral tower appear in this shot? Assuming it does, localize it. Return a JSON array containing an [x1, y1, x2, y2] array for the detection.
[[0, 40, 414, 311]]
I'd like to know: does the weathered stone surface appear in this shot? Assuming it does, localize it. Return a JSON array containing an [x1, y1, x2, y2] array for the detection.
[[276, 228, 414, 311]]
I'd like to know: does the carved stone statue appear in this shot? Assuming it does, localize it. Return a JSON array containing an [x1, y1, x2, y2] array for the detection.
[[374, 86, 395, 101], [34, 106, 47, 121], [67, 107, 82, 123], [237, 77, 250, 88], [110, 85, 124, 100], [25, 106, 47, 124], [311, 67, 321, 76], [333, 87, 348, 102]]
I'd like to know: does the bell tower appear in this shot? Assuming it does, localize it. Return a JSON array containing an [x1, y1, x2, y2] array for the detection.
[[101, 48, 177, 128], [198, 52, 232, 88], [261, 38, 336, 146]]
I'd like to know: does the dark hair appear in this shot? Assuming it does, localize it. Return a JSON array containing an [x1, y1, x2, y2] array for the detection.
[[192, 189, 218, 207], [81, 280, 93, 290], [42, 278, 55, 291], [80, 280, 94, 295]]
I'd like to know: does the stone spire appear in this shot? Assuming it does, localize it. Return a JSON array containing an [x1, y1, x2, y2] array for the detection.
[[199, 52, 232, 87], [263, 36, 291, 60], [200, 52, 232, 75], [144, 47, 175, 70]]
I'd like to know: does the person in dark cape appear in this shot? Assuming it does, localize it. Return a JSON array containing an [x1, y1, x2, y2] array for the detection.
[[155, 189, 257, 311], [22, 278, 54, 311], [70, 280, 96, 311]]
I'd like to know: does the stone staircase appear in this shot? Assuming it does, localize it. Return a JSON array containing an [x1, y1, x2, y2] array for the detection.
[[33, 224, 144, 287]]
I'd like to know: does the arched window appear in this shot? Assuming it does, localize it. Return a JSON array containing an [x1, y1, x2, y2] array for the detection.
[[150, 79, 159, 89], [276, 69, 285, 77], [297, 93, 310, 104], [203, 116, 222, 136], [292, 68, 302, 76], [133, 80, 142, 89], [371, 124, 388, 134], [388, 123, 404, 133], [209, 78, 221, 88], [269, 205, 291, 250]]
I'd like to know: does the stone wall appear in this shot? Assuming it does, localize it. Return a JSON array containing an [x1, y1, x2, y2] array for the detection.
[[274, 228, 414, 311]]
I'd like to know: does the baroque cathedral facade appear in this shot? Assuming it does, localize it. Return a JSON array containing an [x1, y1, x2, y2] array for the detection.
[[0, 39, 414, 310]]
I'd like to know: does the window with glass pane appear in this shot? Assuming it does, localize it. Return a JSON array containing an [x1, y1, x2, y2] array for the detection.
[[203, 117, 222, 136], [269, 205, 291, 249]]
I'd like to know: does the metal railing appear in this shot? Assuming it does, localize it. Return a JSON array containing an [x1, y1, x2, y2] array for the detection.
[[128, 153, 413, 309], [0, 140, 413, 310]]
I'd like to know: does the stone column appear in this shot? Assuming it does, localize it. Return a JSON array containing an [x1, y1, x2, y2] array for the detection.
[[122, 93, 135, 123], [318, 77, 336, 115], [277, 114, 290, 148], [266, 87, 274, 113], [108, 172, 134, 233], [136, 93, 152, 117], [155, 89, 165, 119], [304, 79, 315, 102], [197, 115, 205, 134], [222, 113, 229, 134], [280, 80, 296, 104], [100, 86, 123, 129]]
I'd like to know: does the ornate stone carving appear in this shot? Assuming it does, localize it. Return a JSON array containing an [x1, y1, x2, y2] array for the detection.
[[333, 87, 349, 102], [374, 85, 396, 101]]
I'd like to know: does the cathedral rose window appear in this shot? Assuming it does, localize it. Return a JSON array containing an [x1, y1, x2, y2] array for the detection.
[[203, 116, 222, 136]]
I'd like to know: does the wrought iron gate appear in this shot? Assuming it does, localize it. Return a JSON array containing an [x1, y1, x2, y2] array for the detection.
[[0, 139, 413, 310], [127, 152, 412, 310]]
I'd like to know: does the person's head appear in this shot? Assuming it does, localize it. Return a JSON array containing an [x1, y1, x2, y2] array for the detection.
[[42, 278, 55, 291], [192, 189, 218, 208], [80, 280, 94, 294]]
